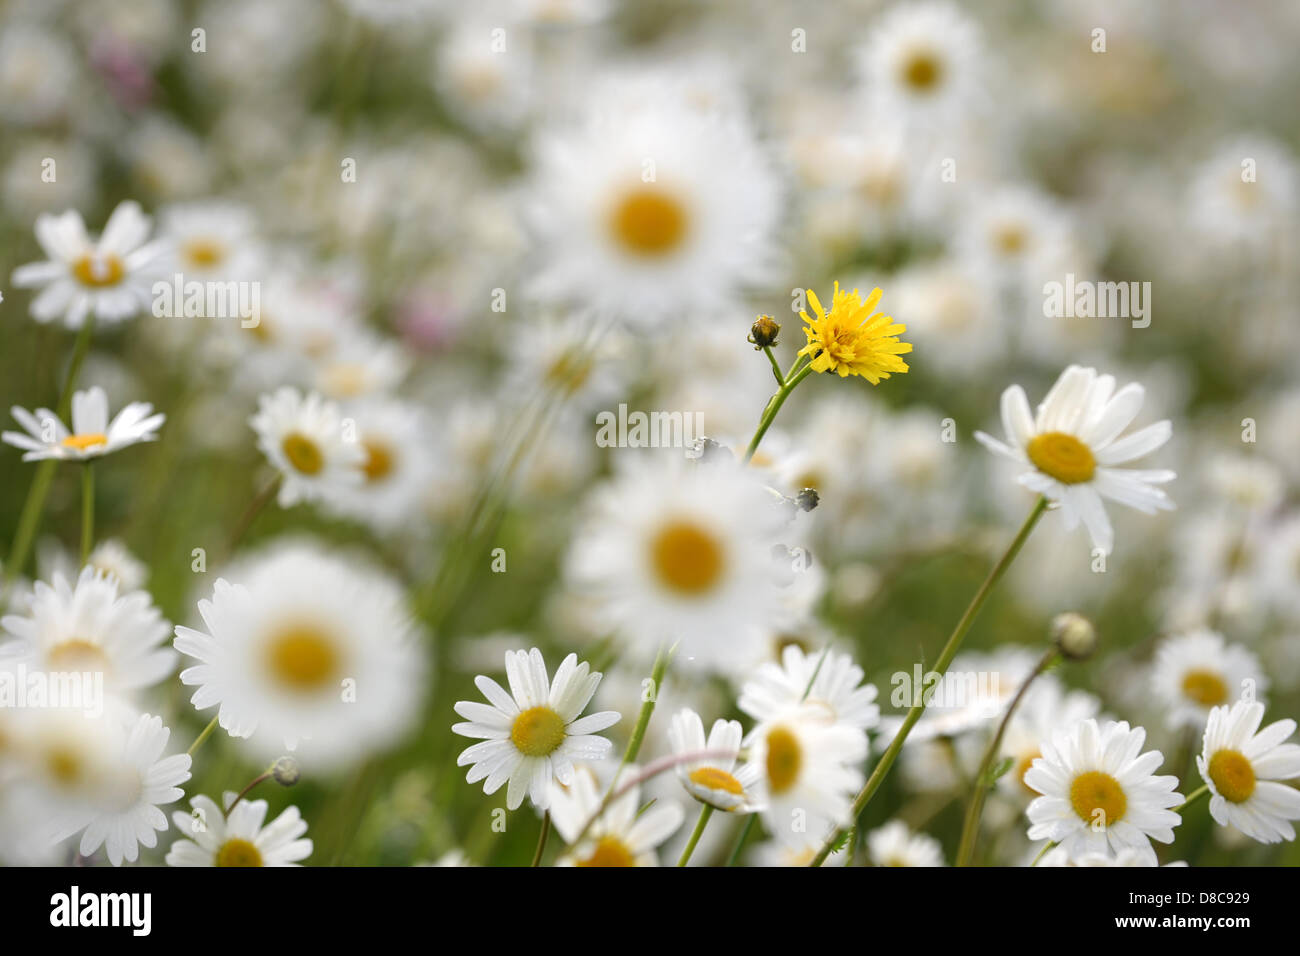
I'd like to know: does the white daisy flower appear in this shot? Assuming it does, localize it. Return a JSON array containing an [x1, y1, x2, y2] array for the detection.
[[166, 792, 312, 866], [1025, 719, 1183, 864], [867, 819, 946, 867], [739, 645, 881, 733], [667, 708, 761, 813], [1197, 699, 1300, 844], [548, 766, 684, 866], [525, 74, 780, 327], [1153, 630, 1266, 731], [50, 713, 191, 866], [249, 386, 365, 507], [10, 201, 165, 328], [1189, 135, 1298, 251], [997, 676, 1101, 799], [975, 364, 1176, 554], [3, 386, 164, 462], [157, 200, 262, 283], [452, 648, 619, 811], [174, 543, 428, 770], [0, 566, 175, 694], [39, 537, 148, 593], [1036, 846, 1176, 867], [749, 837, 848, 868], [748, 704, 867, 848], [566, 455, 790, 668], [858, 1, 983, 130], [311, 330, 410, 401]]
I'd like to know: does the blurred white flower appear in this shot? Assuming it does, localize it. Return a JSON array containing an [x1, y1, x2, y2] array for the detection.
[[3, 386, 164, 461], [250, 386, 365, 507], [867, 819, 945, 866], [1152, 630, 1266, 731]]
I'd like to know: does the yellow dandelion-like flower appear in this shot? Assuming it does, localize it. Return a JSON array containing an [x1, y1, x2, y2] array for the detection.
[[797, 282, 913, 382]]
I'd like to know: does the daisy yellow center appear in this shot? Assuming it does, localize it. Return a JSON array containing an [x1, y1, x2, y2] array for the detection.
[[993, 224, 1027, 256], [1181, 669, 1228, 707], [689, 766, 744, 796], [183, 239, 227, 268], [1026, 432, 1096, 484], [650, 520, 725, 596], [1207, 749, 1255, 804], [902, 50, 943, 92], [510, 706, 566, 757], [46, 746, 85, 786], [323, 363, 368, 398], [72, 253, 124, 288], [47, 639, 110, 672], [266, 625, 339, 691], [576, 835, 636, 867], [216, 838, 264, 867], [765, 726, 802, 796], [609, 188, 689, 257], [1069, 770, 1127, 825], [281, 432, 324, 475], [362, 439, 395, 483], [1016, 751, 1040, 796], [61, 433, 109, 451]]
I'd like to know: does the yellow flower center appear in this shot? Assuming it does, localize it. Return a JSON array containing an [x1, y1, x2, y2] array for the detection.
[[510, 706, 566, 757], [61, 433, 109, 452], [72, 253, 125, 288], [765, 726, 802, 796], [362, 439, 394, 483], [1207, 749, 1255, 804], [1069, 770, 1127, 826], [1181, 669, 1228, 707], [993, 224, 1027, 256], [182, 239, 227, 269], [216, 838, 264, 867], [47, 639, 110, 673], [576, 835, 636, 867], [688, 766, 744, 796], [46, 746, 85, 786], [1026, 431, 1096, 484], [649, 520, 725, 596], [322, 363, 369, 398], [281, 432, 324, 476], [609, 187, 690, 257], [901, 50, 943, 92], [265, 625, 339, 691]]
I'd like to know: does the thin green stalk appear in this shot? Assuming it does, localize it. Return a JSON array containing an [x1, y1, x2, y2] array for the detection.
[[676, 805, 714, 867], [810, 496, 1049, 866], [80, 463, 95, 565], [224, 770, 272, 819], [955, 646, 1059, 866], [1174, 784, 1209, 813], [1031, 840, 1057, 866], [186, 715, 220, 758], [725, 815, 756, 867], [744, 363, 813, 463], [225, 473, 282, 557], [530, 812, 551, 867], [761, 346, 784, 386], [611, 643, 672, 790]]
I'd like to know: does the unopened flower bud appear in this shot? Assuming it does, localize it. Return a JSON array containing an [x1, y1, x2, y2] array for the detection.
[[1051, 612, 1097, 661], [749, 315, 780, 349], [272, 755, 301, 786], [795, 488, 820, 512]]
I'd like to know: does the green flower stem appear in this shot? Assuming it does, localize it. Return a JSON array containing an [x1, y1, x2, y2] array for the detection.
[[676, 805, 715, 867], [225, 473, 282, 557], [80, 463, 95, 565], [955, 645, 1059, 866], [810, 495, 1049, 867], [2, 314, 97, 596], [223, 769, 273, 819], [1030, 840, 1057, 866], [1175, 784, 1210, 813], [186, 715, 220, 758], [744, 361, 813, 463], [761, 346, 784, 386], [725, 815, 756, 867], [530, 811, 551, 867], [611, 643, 673, 790]]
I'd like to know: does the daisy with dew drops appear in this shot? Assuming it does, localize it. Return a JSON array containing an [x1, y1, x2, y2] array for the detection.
[[548, 766, 684, 866], [3, 386, 164, 462], [166, 793, 312, 866], [1024, 718, 1182, 864], [453, 648, 620, 811], [797, 282, 912, 382], [249, 386, 365, 507], [10, 200, 165, 328], [975, 364, 1175, 554], [667, 708, 761, 812], [1197, 699, 1300, 844]]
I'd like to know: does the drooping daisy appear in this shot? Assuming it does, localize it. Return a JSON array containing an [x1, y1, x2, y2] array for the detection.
[[566, 455, 790, 668], [50, 713, 191, 866], [797, 283, 912, 383], [748, 704, 867, 848], [1025, 719, 1182, 864], [548, 766, 684, 866], [174, 542, 427, 770], [10, 200, 165, 328], [867, 819, 946, 867], [0, 566, 175, 693], [166, 793, 312, 866], [4, 386, 164, 461], [739, 645, 881, 733], [1197, 699, 1300, 844], [667, 708, 761, 813], [1153, 630, 1266, 731], [975, 365, 1176, 554], [453, 648, 619, 811], [249, 386, 365, 507]]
